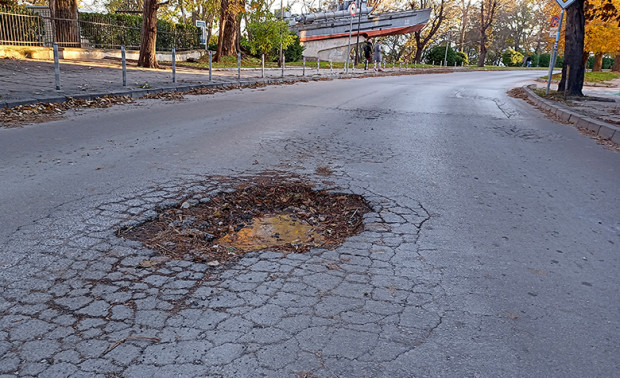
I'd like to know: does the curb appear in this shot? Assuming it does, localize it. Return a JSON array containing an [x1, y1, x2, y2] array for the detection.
[[522, 85, 620, 144]]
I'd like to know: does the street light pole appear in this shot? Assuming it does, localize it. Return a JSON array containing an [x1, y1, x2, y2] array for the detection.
[[443, 31, 450, 67], [354, 0, 362, 66], [279, 0, 283, 68]]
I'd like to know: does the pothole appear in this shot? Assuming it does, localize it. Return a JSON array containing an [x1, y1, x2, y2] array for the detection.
[[118, 179, 371, 265]]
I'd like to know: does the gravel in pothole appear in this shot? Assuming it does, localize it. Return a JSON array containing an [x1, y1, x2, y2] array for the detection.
[[118, 180, 371, 265]]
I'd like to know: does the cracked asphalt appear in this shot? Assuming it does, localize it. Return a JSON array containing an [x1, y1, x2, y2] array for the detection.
[[1, 70, 619, 377]]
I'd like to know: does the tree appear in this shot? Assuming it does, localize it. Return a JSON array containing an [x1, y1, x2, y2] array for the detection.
[[138, 0, 162, 68], [585, 0, 620, 71], [215, 0, 244, 61], [558, 0, 585, 95], [408, 0, 449, 64], [50, 0, 80, 47], [457, 0, 472, 52], [585, 17, 620, 70], [477, 0, 497, 66], [245, 1, 294, 60]]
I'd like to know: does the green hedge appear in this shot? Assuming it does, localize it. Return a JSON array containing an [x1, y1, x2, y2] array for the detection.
[[587, 56, 614, 69], [79, 12, 201, 51], [536, 53, 563, 68]]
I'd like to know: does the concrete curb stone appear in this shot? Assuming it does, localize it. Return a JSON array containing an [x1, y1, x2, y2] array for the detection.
[[523, 85, 619, 142]]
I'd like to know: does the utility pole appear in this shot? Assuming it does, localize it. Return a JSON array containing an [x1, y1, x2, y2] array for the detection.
[[279, 0, 284, 68], [443, 31, 450, 67], [354, 0, 362, 66]]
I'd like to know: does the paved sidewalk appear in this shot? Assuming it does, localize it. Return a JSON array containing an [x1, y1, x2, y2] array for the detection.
[[0, 57, 370, 107], [524, 79, 620, 143]]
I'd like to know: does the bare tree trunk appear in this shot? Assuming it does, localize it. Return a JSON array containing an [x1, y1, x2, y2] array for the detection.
[[221, 7, 239, 56], [215, 0, 228, 62], [138, 0, 159, 68], [592, 52, 603, 71], [414, 32, 423, 63], [558, 0, 585, 96], [478, 42, 487, 66], [458, 0, 471, 52], [477, 0, 496, 67], [179, 0, 187, 23], [50, 0, 80, 47], [614, 51, 620, 72], [410, 0, 446, 64]]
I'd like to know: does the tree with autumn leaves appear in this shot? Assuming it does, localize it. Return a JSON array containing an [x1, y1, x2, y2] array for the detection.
[[584, 0, 619, 71]]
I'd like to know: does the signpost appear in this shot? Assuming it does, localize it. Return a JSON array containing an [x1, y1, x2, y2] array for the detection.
[[345, 2, 357, 74], [546, 0, 576, 94], [195, 20, 207, 46]]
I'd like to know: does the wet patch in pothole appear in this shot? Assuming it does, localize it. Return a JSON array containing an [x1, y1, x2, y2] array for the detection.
[[118, 179, 371, 265]]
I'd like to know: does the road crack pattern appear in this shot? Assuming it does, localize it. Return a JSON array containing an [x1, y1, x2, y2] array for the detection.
[[1, 140, 440, 377]]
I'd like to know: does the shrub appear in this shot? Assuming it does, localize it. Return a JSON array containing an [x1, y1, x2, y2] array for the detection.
[[284, 34, 304, 62], [587, 56, 614, 69], [538, 53, 564, 68], [456, 51, 469, 66], [425, 44, 458, 66], [502, 49, 524, 67]]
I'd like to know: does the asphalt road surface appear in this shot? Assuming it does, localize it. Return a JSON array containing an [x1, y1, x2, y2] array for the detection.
[[1, 71, 618, 377]]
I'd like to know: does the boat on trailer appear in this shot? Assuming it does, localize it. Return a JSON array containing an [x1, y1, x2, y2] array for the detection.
[[287, 0, 431, 62]]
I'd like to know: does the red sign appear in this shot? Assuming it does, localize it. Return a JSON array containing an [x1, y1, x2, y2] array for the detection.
[[550, 16, 560, 27], [349, 2, 357, 16]]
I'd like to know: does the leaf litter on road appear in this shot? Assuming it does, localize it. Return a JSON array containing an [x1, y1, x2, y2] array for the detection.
[[118, 175, 371, 266]]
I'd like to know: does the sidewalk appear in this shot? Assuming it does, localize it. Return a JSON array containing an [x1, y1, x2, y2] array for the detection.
[[523, 78, 620, 144], [0, 57, 370, 107]]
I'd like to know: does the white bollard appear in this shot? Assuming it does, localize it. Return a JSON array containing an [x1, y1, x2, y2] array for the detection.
[[172, 47, 176, 83], [209, 51, 212, 81], [53, 43, 61, 90]]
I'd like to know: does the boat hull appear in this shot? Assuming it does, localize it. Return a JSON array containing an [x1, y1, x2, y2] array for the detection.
[[289, 8, 431, 62], [295, 9, 430, 42]]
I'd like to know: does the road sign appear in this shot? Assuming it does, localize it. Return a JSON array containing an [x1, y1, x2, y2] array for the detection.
[[550, 16, 560, 27], [349, 2, 357, 17], [555, 0, 576, 9], [195, 20, 207, 44], [549, 28, 559, 37]]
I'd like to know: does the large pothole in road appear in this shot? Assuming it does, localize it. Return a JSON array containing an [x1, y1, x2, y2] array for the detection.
[[118, 180, 371, 265]]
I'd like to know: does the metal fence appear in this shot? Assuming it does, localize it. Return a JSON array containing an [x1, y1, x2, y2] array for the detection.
[[0, 6, 201, 51], [0, 7, 46, 46]]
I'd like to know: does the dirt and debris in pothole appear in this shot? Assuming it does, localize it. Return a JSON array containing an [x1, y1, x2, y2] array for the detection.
[[118, 179, 371, 265]]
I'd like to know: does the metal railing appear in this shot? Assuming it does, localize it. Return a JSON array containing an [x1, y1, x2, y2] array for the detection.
[[0, 7, 46, 46], [0, 6, 201, 51]]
